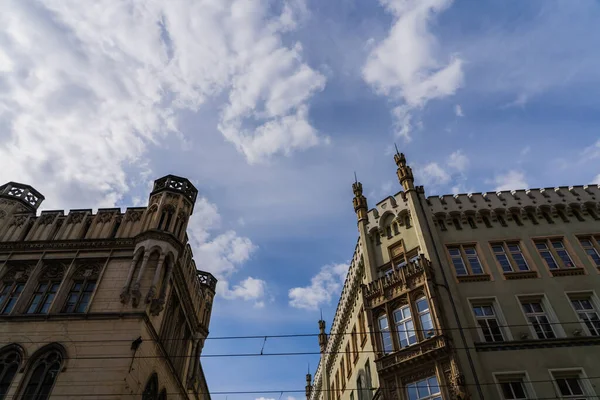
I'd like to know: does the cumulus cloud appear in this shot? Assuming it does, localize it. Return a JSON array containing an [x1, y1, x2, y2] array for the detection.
[[493, 170, 528, 191], [454, 104, 464, 117], [363, 0, 463, 140], [447, 150, 469, 172], [0, 0, 325, 209], [418, 163, 451, 186], [288, 263, 348, 310], [187, 196, 267, 305]]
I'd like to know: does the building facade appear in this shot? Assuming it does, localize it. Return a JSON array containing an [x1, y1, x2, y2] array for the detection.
[[0, 175, 216, 400], [306, 153, 600, 400]]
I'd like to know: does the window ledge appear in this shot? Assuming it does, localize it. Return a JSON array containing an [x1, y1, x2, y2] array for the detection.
[[550, 267, 585, 277], [457, 274, 491, 283], [503, 271, 538, 280]]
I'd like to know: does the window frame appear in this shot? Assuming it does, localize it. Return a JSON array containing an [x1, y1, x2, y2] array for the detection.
[[566, 291, 600, 337], [490, 241, 532, 274], [447, 244, 487, 278], [26, 281, 61, 315], [0, 281, 25, 315], [358, 308, 367, 347], [415, 296, 435, 340], [549, 368, 596, 400], [0, 345, 23, 400], [61, 278, 97, 314], [393, 304, 417, 349], [517, 295, 564, 339], [493, 371, 536, 400], [378, 314, 393, 354], [351, 326, 359, 363], [406, 375, 442, 400], [534, 238, 577, 270], [18, 344, 64, 400], [577, 235, 600, 268], [468, 297, 512, 342]]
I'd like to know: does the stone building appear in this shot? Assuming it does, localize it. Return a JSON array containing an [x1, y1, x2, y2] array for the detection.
[[306, 153, 600, 400], [0, 175, 216, 400]]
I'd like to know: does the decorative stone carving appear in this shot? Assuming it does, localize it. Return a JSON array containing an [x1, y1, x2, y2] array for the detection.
[[125, 210, 142, 222], [131, 283, 141, 307], [10, 216, 28, 227], [119, 288, 130, 304], [3, 264, 33, 282], [73, 264, 101, 279], [41, 263, 66, 280], [67, 212, 85, 224], [0, 199, 15, 206], [145, 285, 157, 304], [149, 297, 165, 316], [97, 212, 114, 223], [446, 357, 468, 400], [39, 213, 57, 225]]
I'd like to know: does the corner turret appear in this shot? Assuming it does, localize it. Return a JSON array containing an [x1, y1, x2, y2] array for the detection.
[[0, 182, 44, 213], [352, 180, 368, 222], [305, 371, 312, 400], [394, 151, 415, 190]]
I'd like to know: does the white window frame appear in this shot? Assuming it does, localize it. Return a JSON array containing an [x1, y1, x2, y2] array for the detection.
[[565, 291, 600, 337], [468, 297, 513, 342], [516, 294, 565, 339], [493, 371, 536, 400], [549, 368, 596, 400]]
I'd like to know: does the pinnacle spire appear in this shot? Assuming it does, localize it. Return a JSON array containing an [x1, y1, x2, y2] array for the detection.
[[394, 149, 414, 190]]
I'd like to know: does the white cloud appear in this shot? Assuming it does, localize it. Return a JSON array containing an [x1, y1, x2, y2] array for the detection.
[[592, 174, 600, 184], [0, 0, 325, 209], [363, 0, 463, 140], [419, 162, 451, 186], [520, 146, 531, 157], [493, 170, 528, 191], [187, 196, 267, 305], [583, 139, 600, 160], [454, 104, 464, 117], [288, 263, 348, 310], [447, 150, 469, 172]]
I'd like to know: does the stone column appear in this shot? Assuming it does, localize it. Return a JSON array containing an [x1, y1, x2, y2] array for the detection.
[[146, 254, 166, 304], [131, 252, 150, 307], [120, 251, 141, 304]]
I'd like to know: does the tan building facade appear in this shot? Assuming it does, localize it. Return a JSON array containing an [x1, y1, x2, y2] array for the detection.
[[307, 154, 600, 400], [0, 175, 216, 400]]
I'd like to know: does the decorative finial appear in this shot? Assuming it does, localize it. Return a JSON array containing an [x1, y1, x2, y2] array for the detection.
[[354, 171, 358, 184], [394, 142, 400, 155]]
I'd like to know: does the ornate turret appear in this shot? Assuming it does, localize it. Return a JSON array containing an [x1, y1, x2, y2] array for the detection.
[[352, 180, 368, 222], [394, 151, 415, 190], [0, 182, 44, 213], [305, 371, 312, 400], [318, 319, 328, 353]]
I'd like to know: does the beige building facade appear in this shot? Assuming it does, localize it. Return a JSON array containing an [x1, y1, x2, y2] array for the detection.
[[0, 175, 216, 400], [306, 154, 600, 400]]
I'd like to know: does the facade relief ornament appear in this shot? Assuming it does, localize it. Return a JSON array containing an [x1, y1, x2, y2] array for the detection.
[[41, 263, 66, 280], [97, 212, 114, 223], [67, 212, 86, 224], [0, 199, 15, 206], [73, 264, 101, 279], [39, 213, 57, 225], [125, 210, 142, 222], [0, 210, 5, 219], [3, 264, 33, 282], [10, 215, 28, 227]]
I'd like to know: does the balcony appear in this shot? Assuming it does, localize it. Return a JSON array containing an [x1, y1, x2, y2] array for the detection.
[[376, 335, 448, 373], [362, 255, 433, 309]]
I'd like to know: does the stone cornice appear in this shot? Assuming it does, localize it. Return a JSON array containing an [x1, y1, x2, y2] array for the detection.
[[474, 336, 600, 351], [0, 238, 134, 251], [134, 230, 183, 253]]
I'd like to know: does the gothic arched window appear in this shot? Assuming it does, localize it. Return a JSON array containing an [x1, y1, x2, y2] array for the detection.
[[158, 389, 167, 400], [61, 264, 100, 314], [0, 346, 22, 399], [142, 373, 158, 400], [26, 264, 65, 315], [21, 346, 64, 400]]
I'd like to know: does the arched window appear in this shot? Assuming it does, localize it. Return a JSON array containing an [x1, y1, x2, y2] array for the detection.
[[142, 373, 158, 400], [0, 346, 22, 399], [26, 264, 65, 315], [61, 264, 100, 314], [158, 389, 167, 400], [21, 346, 64, 400]]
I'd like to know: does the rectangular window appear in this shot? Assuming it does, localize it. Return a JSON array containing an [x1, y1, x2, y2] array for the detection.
[[358, 309, 367, 345], [345, 343, 352, 377], [0, 282, 25, 315], [378, 315, 393, 354], [62, 280, 96, 313], [340, 359, 346, 389], [351, 326, 358, 362], [495, 374, 531, 399], [551, 370, 592, 400], [335, 371, 340, 400], [473, 303, 504, 342], [521, 300, 556, 339], [26, 281, 60, 314], [448, 245, 484, 276], [406, 376, 442, 400], [579, 237, 600, 267], [569, 296, 600, 337], [417, 297, 434, 338], [536, 239, 575, 269], [393, 305, 417, 348], [492, 243, 530, 273]]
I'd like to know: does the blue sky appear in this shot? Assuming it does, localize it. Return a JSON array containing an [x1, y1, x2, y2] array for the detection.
[[1, 0, 600, 398]]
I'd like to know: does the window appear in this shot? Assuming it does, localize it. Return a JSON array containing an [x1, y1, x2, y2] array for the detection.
[[351, 326, 358, 362], [570, 297, 600, 336], [21, 347, 63, 400], [406, 376, 441, 400], [158, 389, 167, 400], [579, 237, 600, 267], [551, 370, 593, 400], [492, 243, 530, 273], [393, 222, 399, 235], [495, 374, 531, 400], [0, 347, 21, 399], [26, 282, 60, 314], [535, 239, 575, 269], [448, 245, 484, 276], [393, 305, 416, 348], [364, 360, 373, 399], [345, 343, 352, 376], [378, 315, 393, 354], [62, 280, 96, 313], [467, 216, 477, 229], [358, 309, 367, 345], [340, 358, 345, 389], [0, 282, 25, 315], [521, 300, 556, 339], [473, 303, 504, 342], [142, 373, 158, 400], [481, 214, 492, 228], [335, 371, 340, 400], [160, 292, 192, 377], [437, 218, 446, 231], [416, 297, 434, 338]]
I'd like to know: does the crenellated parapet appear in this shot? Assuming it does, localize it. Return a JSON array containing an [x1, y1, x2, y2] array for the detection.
[[427, 185, 600, 230]]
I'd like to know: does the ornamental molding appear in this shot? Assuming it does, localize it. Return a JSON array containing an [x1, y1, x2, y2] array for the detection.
[[134, 230, 183, 253], [124, 210, 143, 222], [0, 238, 134, 251], [66, 212, 86, 224]]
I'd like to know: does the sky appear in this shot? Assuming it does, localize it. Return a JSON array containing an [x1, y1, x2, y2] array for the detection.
[[1, 0, 600, 398]]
